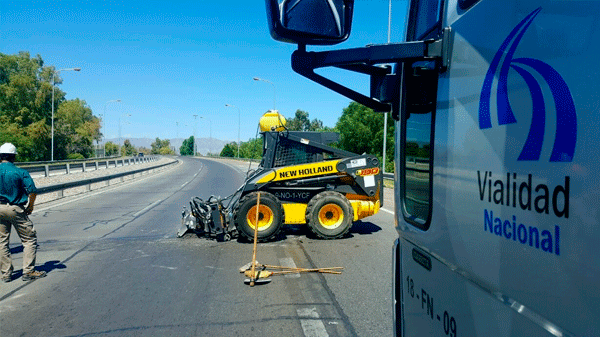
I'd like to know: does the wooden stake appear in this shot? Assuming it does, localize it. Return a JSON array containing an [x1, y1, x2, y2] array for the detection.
[[249, 192, 261, 287]]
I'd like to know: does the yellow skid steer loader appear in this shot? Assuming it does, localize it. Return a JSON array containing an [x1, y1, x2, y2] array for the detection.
[[177, 111, 383, 242]]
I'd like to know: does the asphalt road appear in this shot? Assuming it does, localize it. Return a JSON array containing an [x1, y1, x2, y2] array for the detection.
[[0, 156, 396, 337]]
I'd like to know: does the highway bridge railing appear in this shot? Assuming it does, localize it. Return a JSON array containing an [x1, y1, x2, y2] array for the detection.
[[35, 157, 179, 201], [19, 156, 159, 178]]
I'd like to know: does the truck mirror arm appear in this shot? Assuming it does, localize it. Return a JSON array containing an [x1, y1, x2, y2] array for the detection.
[[290, 28, 452, 112]]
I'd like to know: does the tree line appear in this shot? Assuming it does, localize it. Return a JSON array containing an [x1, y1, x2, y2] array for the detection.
[[0, 52, 175, 161], [0, 52, 101, 161]]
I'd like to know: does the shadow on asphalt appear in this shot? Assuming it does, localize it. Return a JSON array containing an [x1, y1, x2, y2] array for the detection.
[[349, 221, 382, 235], [37, 260, 67, 274], [178, 220, 382, 243]]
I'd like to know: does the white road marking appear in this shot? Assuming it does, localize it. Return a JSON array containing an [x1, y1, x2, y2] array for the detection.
[[279, 257, 300, 278], [380, 207, 393, 215], [151, 265, 177, 270], [121, 251, 151, 262], [180, 167, 203, 188], [133, 199, 162, 217], [297, 308, 329, 337]]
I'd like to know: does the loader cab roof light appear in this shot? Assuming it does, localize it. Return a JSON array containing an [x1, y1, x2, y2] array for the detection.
[[259, 110, 287, 132]]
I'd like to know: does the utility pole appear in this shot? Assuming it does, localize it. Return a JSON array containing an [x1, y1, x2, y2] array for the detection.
[[193, 114, 198, 156]]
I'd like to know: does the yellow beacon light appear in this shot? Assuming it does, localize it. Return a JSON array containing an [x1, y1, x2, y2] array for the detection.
[[259, 110, 286, 132]]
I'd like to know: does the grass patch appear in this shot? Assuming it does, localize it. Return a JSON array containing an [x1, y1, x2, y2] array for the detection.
[[383, 178, 394, 189]]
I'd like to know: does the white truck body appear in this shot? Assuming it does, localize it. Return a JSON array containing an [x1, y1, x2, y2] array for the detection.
[[264, 0, 600, 335], [393, 1, 599, 336]]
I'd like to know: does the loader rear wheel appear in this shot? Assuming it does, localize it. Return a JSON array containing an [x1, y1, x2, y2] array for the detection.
[[234, 192, 283, 242], [306, 191, 353, 239]]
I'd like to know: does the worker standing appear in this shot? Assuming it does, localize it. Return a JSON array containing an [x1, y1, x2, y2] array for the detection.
[[0, 143, 46, 282]]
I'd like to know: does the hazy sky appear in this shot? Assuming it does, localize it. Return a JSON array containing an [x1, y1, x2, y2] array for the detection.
[[2, 0, 408, 142]]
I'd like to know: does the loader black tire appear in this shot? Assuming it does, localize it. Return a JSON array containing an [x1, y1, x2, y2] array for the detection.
[[306, 191, 353, 239], [233, 192, 284, 242]]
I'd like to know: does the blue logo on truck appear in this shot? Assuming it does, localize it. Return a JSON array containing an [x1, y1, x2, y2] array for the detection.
[[479, 7, 577, 162]]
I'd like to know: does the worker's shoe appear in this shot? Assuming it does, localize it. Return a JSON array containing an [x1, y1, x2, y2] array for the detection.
[[22, 270, 46, 281], [1, 273, 12, 283]]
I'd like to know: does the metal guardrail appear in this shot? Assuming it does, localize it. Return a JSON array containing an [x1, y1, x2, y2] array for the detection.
[[23, 156, 159, 178], [17, 155, 119, 166], [36, 158, 179, 197]]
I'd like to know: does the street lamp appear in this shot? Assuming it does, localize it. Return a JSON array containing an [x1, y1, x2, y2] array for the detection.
[[119, 113, 132, 157], [225, 104, 241, 158], [193, 114, 199, 156], [253, 77, 276, 111], [382, 0, 392, 173], [51, 67, 81, 161], [102, 99, 121, 157]]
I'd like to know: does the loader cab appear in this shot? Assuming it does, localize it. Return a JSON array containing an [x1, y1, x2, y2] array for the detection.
[[257, 110, 356, 170], [261, 131, 344, 169]]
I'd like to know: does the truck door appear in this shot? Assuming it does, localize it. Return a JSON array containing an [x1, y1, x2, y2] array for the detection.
[[396, 0, 600, 336]]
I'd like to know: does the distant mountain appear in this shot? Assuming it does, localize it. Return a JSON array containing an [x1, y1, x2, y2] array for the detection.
[[105, 137, 229, 155]]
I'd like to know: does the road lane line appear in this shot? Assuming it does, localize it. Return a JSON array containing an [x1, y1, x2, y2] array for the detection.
[[279, 257, 300, 278], [297, 308, 329, 337], [151, 265, 177, 270], [380, 208, 393, 215], [180, 167, 203, 188], [134, 199, 162, 217]]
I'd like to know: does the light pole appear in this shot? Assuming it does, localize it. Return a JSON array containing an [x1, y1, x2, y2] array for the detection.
[[382, 0, 392, 173], [193, 114, 199, 156], [253, 77, 276, 111], [102, 99, 121, 157], [119, 113, 131, 157], [203, 117, 213, 154], [51, 67, 81, 161], [225, 104, 241, 158]]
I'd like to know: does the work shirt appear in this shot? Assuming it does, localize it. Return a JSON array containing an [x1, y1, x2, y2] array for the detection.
[[0, 162, 37, 205]]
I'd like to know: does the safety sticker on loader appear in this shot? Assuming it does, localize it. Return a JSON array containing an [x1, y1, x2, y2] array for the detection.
[[356, 168, 380, 176]]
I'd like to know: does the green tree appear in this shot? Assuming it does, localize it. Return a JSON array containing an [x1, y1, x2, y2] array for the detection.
[[180, 136, 194, 156], [220, 142, 237, 157], [151, 137, 171, 154], [159, 146, 175, 155], [0, 52, 99, 161], [137, 147, 150, 155], [55, 98, 100, 159], [335, 102, 395, 171], [239, 138, 263, 159], [121, 139, 136, 156], [286, 109, 325, 131], [105, 142, 118, 156], [0, 52, 56, 161]]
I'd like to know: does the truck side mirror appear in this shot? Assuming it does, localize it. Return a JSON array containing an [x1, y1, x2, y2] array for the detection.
[[265, 0, 354, 45]]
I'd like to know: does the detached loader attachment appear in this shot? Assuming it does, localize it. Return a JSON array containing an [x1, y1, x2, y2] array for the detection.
[[177, 195, 238, 241]]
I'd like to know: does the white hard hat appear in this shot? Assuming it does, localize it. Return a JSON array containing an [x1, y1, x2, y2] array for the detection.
[[0, 143, 17, 155]]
